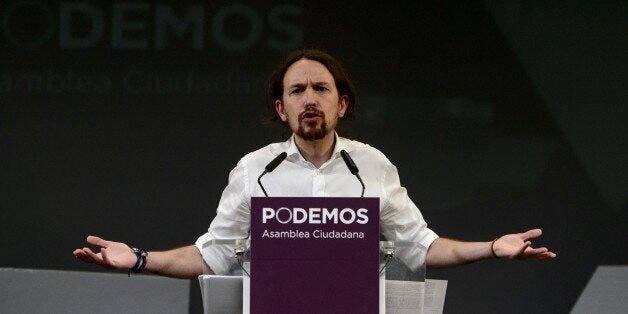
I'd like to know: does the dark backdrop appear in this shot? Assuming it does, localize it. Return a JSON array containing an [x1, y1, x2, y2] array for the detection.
[[2, 1, 626, 313]]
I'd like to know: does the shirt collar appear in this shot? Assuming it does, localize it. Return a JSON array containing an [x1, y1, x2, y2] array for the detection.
[[285, 135, 301, 160], [285, 132, 352, 163]]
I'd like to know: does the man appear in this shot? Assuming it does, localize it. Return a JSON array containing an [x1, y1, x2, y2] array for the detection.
[[74, 49, 555, 278]]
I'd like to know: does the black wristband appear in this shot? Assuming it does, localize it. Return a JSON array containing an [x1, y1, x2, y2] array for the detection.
[[491, 238, 500, 259], [130, 247, 147, 274]]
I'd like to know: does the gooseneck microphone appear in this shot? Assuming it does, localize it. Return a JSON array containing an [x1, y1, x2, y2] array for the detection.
[[257, 152, 287, 196], [340, 150, 365, 197]]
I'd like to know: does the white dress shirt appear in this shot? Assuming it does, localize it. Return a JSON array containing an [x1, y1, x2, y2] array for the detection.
[[196, 134, 438, 274]]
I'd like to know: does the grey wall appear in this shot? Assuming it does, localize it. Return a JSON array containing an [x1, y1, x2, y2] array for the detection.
[[0, 268, 190, 314], [1, 1, 626, 313]]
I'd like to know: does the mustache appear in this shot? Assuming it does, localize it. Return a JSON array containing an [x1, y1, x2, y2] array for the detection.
[[298, 109, 325, 122]]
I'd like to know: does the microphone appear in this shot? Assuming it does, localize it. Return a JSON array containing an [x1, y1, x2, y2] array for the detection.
[[258, 152, 287, 196], [340, 150, 365, 197]]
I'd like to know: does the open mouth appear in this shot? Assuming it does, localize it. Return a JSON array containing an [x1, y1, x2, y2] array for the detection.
[[299, 110, 323, 123]]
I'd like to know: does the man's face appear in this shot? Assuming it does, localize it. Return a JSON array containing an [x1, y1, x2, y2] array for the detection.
[[275, 59, 348, 141]]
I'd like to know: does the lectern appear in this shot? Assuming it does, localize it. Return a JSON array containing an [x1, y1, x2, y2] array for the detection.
[[199, 197, 431, 313]]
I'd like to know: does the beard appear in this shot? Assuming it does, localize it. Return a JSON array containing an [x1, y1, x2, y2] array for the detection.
[[297, 120, 329, 141], [294, 109, 332, 141]]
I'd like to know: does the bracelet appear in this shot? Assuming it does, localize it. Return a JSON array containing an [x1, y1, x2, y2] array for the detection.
[[128, 247, 147, 276], [490, 238, 500, 259]]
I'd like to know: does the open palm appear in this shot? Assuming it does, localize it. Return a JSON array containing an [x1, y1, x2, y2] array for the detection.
[[493, 229, 556, 260], [73, 236, 136, 269]]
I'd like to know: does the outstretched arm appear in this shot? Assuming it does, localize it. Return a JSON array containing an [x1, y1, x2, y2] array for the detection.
[[73, 235, 204, 279], [426, 229, 556, 268]]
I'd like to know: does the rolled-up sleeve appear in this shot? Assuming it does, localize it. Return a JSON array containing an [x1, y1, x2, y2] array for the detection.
[[379, 162, 438, 269], [195, 158, 251, 274]]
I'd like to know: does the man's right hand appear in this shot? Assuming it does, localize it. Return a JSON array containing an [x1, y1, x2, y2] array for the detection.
[[73, 235, 136, 270]]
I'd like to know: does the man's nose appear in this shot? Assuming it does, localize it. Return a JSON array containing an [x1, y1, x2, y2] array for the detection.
[[303, 88, 318, 108]]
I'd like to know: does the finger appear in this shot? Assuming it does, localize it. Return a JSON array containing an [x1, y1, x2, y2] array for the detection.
[[83, 247, 104, 264], [73, 248, 90, 257], [524, 247, 549, 256], [76, 253, 95, 264], [73, 249, 88, 260], [86, 235, 111, 248], [519, 229, 542, 240], [529, 251, 556, 260], [74, 249, 96, 264], [101, 248, 112, 264], [537, 254, 554, 260], [515, 243, 530, 257]]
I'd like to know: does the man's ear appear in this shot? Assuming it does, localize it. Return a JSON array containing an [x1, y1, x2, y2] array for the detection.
[[338, 95, 349, 118], [275, 99, 287, 121]]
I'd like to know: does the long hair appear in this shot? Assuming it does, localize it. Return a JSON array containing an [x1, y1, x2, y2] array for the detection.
[[265, 48, 356, 137]]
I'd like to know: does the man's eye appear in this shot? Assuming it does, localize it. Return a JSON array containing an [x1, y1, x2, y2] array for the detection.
[[290, 88, 303, 94]]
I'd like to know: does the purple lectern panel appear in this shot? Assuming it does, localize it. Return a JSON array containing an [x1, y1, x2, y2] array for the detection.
[[251, 197, 380, 314]]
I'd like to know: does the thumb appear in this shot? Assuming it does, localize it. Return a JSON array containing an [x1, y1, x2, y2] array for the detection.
[[519, 229, 542, 240], [86, 235, 111, 248]]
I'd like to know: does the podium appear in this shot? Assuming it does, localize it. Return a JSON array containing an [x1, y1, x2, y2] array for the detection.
[[199, 197, 443, 313], [200, 239, 437, 313]]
